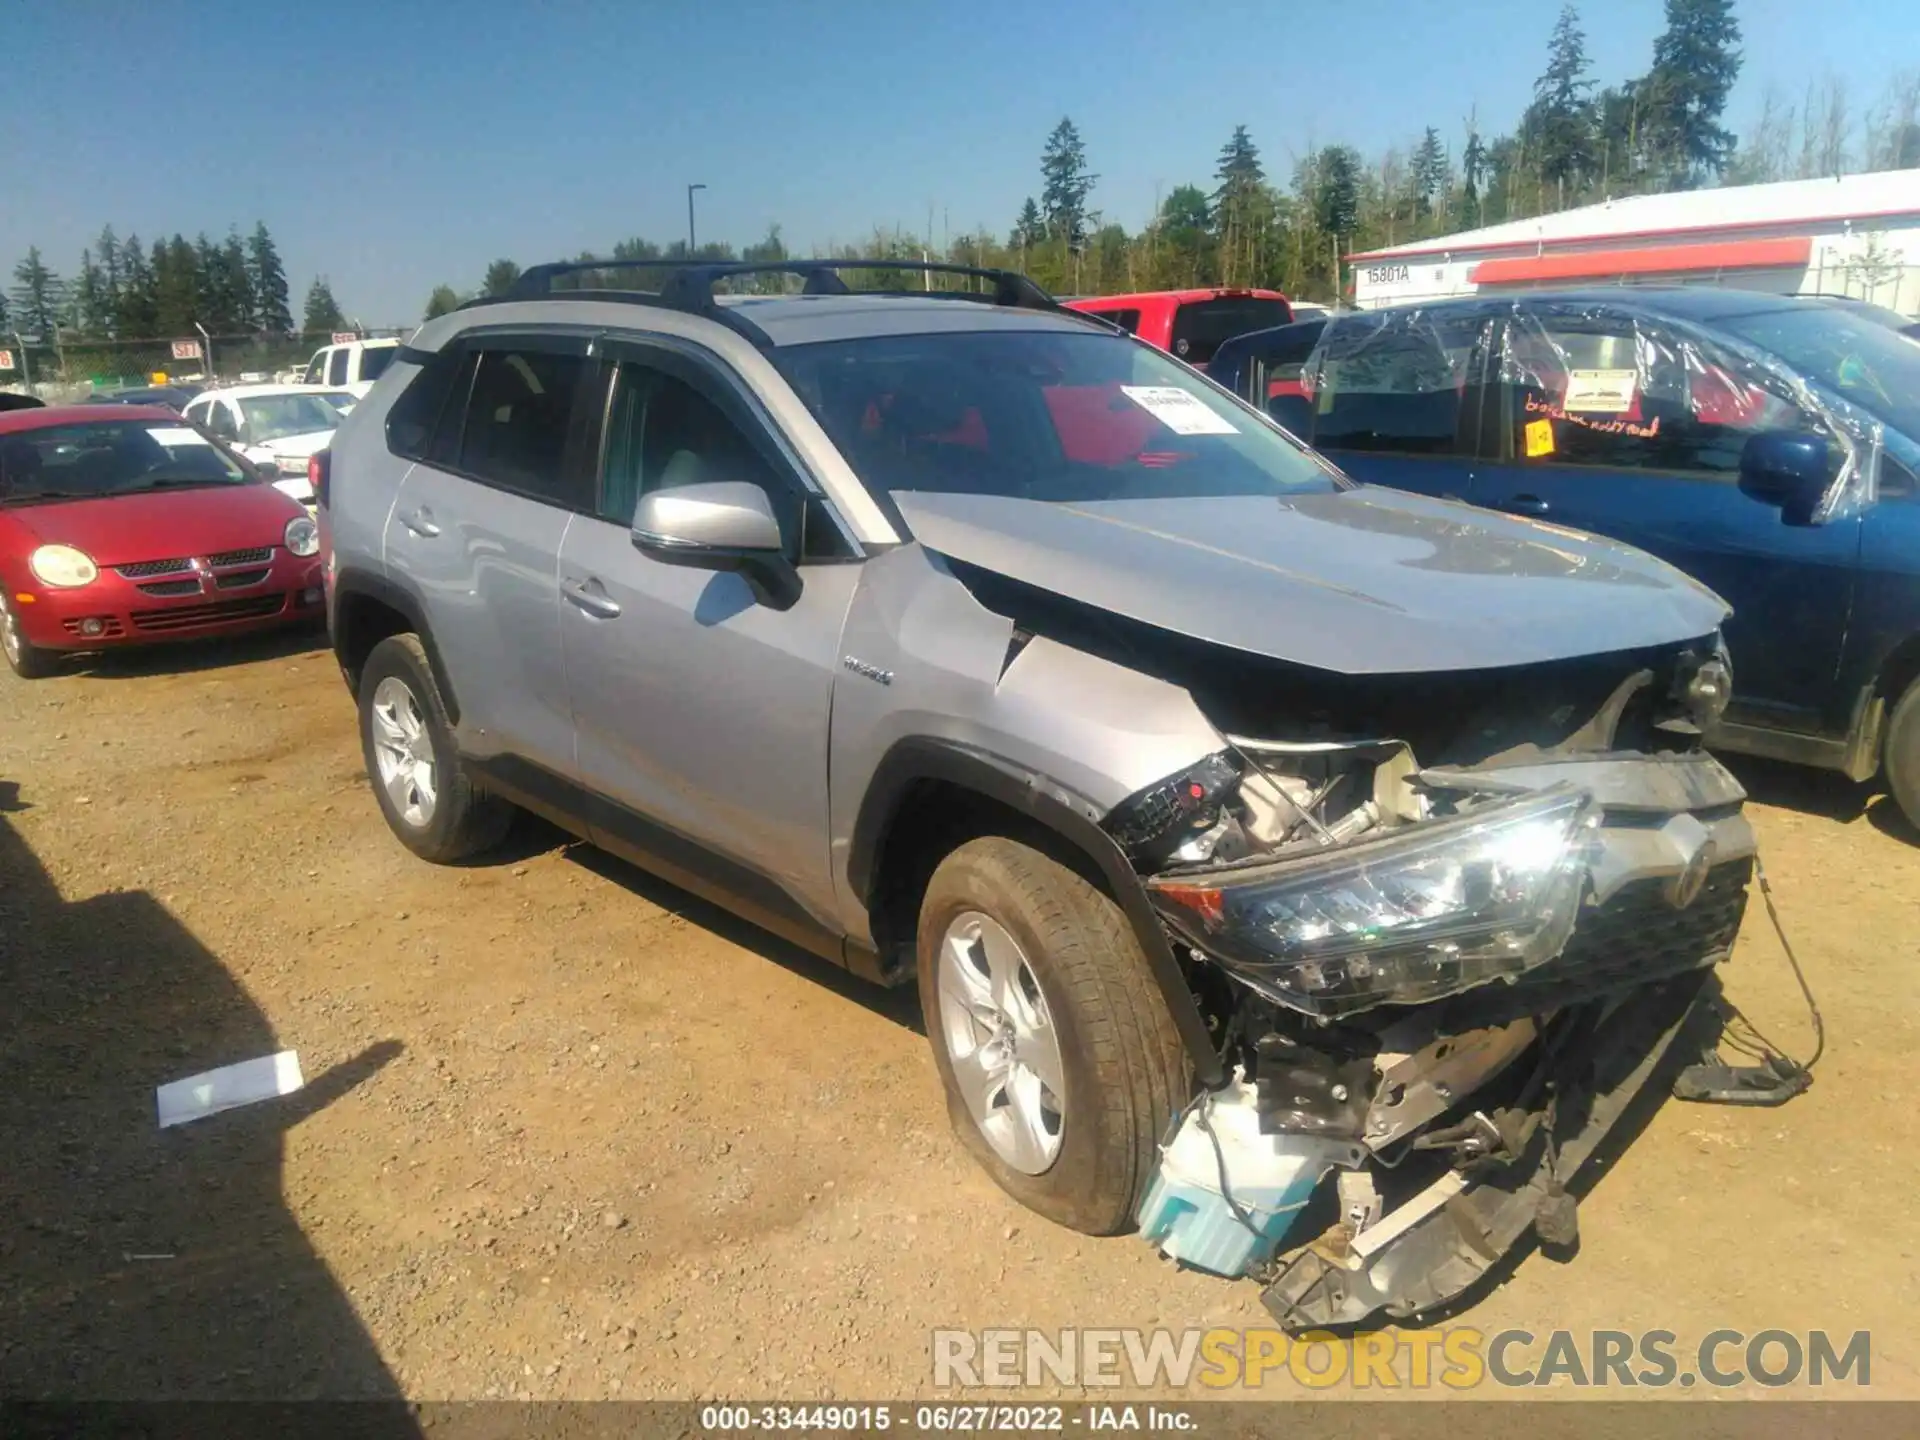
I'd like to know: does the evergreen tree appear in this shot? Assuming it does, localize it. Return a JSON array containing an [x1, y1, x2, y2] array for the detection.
[[1409, 126, 1449, 218], [247, 222, 293, 333], [69, 247, 108, 337], [423, 284, 462, 320], [482, 259, 522, 297], [1009, 197, 1045, 252], [1460, 127, 1488, 228], [94, 224, 122, 331], [154, 236, 199, 336], [192, 234, 222, 329], [1642, 0, 1743, 185], [214, 231, 253, 333], [9, 247, 66, 340], [1155, 185, 1213, 287], [1311, 146, 1361, 239], [117, 233, 157, 337], [1039, 118, 1096, 250], [303, 277, 346, 335], [1211, 125, 1268, 282], [1523, 5, 1597, 193]]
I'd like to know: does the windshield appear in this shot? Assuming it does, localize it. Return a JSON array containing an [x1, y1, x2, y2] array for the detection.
[[0, 420, 250, 502], [773, 329, 1339, 505], [238, 393, 346, 442], [1717, 306, 1920, 439]]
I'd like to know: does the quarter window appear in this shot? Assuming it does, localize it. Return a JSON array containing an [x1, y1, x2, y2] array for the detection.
[[327, 349, 350, 387]]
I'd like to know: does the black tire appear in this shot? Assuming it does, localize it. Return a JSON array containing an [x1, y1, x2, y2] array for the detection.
[[357, 633, 512, 863], [916, 835, 1192, 1235], [1886, 676, 1920, 836], [0, 595, 58, 680]]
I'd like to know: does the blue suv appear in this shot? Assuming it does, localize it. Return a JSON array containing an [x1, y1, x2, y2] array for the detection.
[[1210, 288, 1920, 831]]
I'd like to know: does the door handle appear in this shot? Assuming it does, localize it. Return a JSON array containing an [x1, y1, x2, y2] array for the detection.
[[1500, 494, 1550, 517], [398, 506, 441, 537], [561, 577, 622, 620]]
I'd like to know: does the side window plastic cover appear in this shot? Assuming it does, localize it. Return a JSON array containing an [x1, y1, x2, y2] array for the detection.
[[1501, 301, 1880, 525], [1299, 308, 1495, 442]]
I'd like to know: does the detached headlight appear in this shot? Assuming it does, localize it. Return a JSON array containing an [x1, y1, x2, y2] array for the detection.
[[1149, 788, 1597, 1017], [28, 543, 99, 588], [284, 515, 320, 557]]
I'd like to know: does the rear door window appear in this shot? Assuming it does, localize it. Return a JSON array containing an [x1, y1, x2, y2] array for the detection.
[[1305, 310, 1489, 456], [327, 349, 350, 387], [442, 342, 592, 508], [1169, 296, 1293, 364]]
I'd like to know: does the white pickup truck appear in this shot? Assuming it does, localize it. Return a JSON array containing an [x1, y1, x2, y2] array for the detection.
[[299, 338, 400, 399]]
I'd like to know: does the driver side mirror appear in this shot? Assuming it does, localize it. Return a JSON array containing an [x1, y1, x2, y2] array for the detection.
[[1738, 431, 1831, 527], [631, 480, 801, 609]]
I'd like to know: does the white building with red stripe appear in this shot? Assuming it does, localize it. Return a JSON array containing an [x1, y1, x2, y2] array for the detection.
[[1348, 168, 1920, 314]]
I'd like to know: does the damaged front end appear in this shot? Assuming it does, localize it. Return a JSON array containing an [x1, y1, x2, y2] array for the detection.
[[1109, 646, 1754, 1330]]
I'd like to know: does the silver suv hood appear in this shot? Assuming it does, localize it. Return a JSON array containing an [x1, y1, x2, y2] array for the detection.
[[894, 486, 1729, 674]]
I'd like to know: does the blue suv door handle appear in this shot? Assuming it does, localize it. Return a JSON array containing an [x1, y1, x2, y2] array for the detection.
[[562, 577, 622, 620], [1500, 494, 1551, 517]]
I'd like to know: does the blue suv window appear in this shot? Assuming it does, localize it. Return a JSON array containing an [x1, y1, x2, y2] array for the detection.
[[1501, 309, 1824, 477], [1305, 311, 1486, 456]]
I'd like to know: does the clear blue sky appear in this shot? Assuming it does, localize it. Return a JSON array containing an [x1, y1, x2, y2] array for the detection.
[[0, 0, 1905, 324]]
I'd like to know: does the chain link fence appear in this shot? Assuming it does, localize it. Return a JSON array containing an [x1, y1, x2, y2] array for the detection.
[[1, 328, 412, 403]]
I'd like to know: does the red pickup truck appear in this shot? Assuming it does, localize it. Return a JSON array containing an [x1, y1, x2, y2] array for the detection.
[[1061, 288, 1293, 365]]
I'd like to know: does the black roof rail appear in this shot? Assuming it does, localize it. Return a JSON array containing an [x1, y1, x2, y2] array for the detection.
[[454, 257, 1114, 347]]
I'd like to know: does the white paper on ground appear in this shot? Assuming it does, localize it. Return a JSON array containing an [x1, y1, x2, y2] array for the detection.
[[1120, 385, 1239, 435], [156, 1050, 304, 1128]]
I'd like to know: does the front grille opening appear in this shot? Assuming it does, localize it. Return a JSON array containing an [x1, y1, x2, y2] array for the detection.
[[129, 595, 286, 632], [215, 568, 272, 589], [115, 558, 191, 579], [137, 579, 202, 597], [206, 546, 274, 567]]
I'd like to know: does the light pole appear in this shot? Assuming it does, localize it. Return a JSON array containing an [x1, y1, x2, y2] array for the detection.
[[194, 320, 212, 381], [687, 182, 707, 255]]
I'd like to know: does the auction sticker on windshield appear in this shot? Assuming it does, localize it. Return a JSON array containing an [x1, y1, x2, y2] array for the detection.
[[148, 427, 212, 447], [1563, 369, 1638, 414], [1121, 385, 1238, 435]]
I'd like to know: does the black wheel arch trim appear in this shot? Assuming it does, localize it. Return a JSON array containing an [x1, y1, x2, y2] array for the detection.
[[849, 736, 1225, 1086], [330, 567, 463, 724]]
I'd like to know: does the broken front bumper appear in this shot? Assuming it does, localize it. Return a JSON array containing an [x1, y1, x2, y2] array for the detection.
[[1260, 970, 1709, 1332]]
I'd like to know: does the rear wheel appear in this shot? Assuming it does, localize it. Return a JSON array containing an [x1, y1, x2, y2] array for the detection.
[[0, 595, 58, 680], [1886, 676, 1920, 835], [916, 835, 1191, 1235], [358, 634, 512, 862]]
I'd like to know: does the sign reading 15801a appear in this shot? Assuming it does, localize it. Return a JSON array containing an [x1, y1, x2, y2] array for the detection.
[[1365, 264, 1411, 285]]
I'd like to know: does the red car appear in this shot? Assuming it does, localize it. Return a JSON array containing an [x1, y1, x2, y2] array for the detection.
[[1061, 288, 1293, 365], [0, 405, 325, 678]]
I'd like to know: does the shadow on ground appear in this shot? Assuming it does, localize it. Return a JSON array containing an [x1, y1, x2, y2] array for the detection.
[[487, 813, 926, 1037], [0, 777, 413, 1415], [1720, 752, 1917, 845], [62, 623, 329, 682]]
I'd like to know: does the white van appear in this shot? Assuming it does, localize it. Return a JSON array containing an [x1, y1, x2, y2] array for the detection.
[[300, 338, 401, 399]]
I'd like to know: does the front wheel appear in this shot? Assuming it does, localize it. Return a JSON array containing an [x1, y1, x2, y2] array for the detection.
[[0, 595, 58, 679], [1886, 676, 1920, 836], [916, 835, 1191, 1235], [358, 633, 512, 862]]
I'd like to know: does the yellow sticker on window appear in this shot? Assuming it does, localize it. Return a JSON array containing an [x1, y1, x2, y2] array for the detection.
[[1524, 418, 1557, 457]]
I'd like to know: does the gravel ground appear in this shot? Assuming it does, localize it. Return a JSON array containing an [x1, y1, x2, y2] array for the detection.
[[1, 628, 1916, 1402]]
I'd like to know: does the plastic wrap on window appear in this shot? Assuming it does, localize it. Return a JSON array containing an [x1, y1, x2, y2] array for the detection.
[[1499, 300, 1878, 524], [1299, 308, 1498, 454]]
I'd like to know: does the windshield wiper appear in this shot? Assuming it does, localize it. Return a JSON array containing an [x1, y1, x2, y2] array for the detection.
[[1, 488, 92, 503], [113, 475, 239, 492]]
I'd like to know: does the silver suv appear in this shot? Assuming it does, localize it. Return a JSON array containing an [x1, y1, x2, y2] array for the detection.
[[322, 260, 1754, 1328]]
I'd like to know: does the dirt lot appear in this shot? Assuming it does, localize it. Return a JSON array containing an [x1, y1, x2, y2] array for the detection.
[[2, 628, 1917, 1403]]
